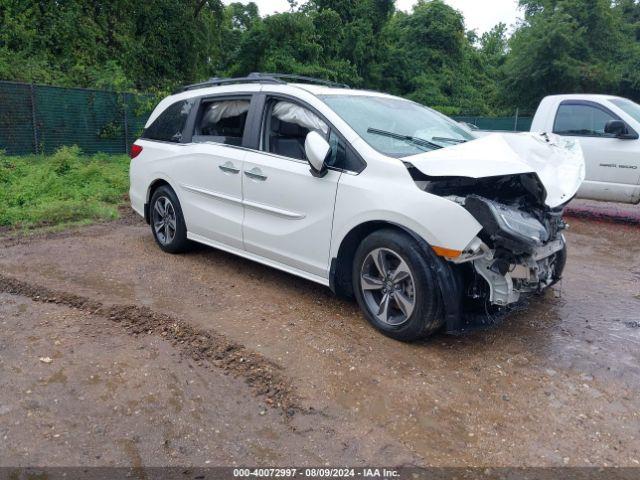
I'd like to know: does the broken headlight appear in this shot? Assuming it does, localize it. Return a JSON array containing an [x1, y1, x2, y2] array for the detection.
[[464, 195, 549, 255]]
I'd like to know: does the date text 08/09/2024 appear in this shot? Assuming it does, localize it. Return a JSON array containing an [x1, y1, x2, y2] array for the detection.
[[232, 468, 400, 478]]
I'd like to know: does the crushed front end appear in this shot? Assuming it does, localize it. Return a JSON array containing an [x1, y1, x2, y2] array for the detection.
[[411, 170, 570, 311], [453, 194, 567, 307], [403, 132, 584, 329]]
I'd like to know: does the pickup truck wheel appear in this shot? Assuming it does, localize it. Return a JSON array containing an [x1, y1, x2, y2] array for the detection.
[[352, 229, 444, 342], [150, 186, 190, 254]]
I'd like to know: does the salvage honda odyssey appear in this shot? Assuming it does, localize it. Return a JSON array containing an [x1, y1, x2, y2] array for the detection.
[[129, 73, 585, 342]]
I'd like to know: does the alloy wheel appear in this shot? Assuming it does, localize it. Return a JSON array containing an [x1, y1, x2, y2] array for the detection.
[[152, 196, 177, 246], [360, 247, 416, 326]]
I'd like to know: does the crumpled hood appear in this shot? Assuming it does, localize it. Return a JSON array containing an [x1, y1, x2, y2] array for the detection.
[[404, 132, 586, 208]]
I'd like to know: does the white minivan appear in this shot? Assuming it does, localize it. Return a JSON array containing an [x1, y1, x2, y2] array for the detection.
[[129, 73, 585, 341]]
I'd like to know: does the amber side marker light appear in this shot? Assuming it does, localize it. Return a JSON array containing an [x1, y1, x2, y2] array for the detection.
[[432, 246, 463, 259]]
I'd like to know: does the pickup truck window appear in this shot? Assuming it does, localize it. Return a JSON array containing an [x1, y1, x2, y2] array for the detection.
[[610, 98, 640, 124], [553, 103, 616, 137]]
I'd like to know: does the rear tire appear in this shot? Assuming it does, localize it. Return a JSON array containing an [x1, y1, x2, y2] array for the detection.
[[352, 229, 444, 342], [149, 186, 190, 254]]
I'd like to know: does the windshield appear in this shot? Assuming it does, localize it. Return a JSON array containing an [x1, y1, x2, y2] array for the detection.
[[319, 94, 475, 158], [610, 98, 640, 124]]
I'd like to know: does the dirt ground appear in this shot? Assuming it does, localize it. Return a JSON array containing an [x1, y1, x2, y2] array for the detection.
[[566, 199, 640, 225], [0, 209, 639, 468]]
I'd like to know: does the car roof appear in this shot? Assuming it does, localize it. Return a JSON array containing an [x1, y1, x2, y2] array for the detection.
[[147, 82, 397, 127], [544, 93, 628, 102], [166, 82, 394, 102], [289, 83, 394, 98]]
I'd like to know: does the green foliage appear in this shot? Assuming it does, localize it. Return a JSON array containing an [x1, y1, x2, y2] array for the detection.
[[0, 146, 130, 229], [380, 0, 497, 114], [2, 0, 640, 116], [0, 0, 223, 91], [503, 0, 640, 109], [228, 8, 359, 84]]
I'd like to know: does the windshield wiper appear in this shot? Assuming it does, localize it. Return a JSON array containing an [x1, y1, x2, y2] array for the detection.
[[432, 136, 467, 144], [367, 128, 443, 150]]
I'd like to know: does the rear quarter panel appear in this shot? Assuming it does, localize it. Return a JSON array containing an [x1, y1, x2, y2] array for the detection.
[[129, 139, 185, 221]]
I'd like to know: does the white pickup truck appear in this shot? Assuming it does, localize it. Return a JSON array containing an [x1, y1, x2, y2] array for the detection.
[[474, 94, 640, 204]]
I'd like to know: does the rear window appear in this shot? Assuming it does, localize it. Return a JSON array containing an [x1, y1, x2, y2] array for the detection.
[[193, 99, 251, 146], [142, 99, 194, 143]]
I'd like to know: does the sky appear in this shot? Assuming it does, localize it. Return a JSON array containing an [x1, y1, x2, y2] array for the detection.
[[223, 0, 522, 35]]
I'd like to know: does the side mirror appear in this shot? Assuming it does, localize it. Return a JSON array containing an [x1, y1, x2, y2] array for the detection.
[[605, 119, 629, 138], [305, 131, 331, 177]]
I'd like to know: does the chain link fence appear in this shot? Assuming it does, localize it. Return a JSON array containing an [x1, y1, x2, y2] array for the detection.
[[0, 80, 155, 156], [0, 80, 533, 156]]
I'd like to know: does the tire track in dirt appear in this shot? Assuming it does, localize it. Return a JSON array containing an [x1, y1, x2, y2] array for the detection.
[[0, 273, 300, 415]]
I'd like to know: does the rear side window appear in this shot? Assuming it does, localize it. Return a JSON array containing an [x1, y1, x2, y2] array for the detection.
[[553, 103, 617, 137], [143, 99, 194, 143], [193, 99, 251, 146]]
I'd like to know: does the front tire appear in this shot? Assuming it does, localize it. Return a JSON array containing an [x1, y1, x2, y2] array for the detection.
[[352, 229, 444, 342], [149, 186, 190, 253]]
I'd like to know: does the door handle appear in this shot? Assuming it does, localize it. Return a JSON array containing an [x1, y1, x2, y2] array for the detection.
[[244, 167, 268, 181], [219, 161, 240, 174]]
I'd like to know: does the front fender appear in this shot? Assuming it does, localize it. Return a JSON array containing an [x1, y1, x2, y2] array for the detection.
[[330, 175, 482, 261]]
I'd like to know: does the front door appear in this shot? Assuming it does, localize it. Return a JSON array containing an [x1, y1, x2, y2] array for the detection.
[[241, 97, 341, 278], [553, 101, 640, 203], [575, 136, 640, 203]]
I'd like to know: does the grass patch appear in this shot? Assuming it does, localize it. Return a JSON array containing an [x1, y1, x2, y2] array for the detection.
[[0, 146, 130, 230]]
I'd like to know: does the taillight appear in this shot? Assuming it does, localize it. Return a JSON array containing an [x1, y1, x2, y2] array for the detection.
[[130, 144, 143, 159]]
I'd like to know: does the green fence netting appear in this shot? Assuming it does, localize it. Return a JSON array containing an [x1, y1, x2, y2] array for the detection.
[[0, 81, 154, 156], [0, 81, 35, 155], [0, 80, 533, 156], [453, 115, 534, 132]]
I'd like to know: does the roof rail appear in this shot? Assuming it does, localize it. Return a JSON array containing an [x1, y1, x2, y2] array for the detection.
[[176, 74, 284, 93], [176, 72, 349, 93], [254, 73, 350, 89]]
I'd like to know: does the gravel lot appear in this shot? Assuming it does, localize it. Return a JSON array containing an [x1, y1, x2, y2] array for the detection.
[[0, 208, 639, 468]]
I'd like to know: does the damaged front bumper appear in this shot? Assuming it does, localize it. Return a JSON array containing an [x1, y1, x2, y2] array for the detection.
[[464, 236, 565, 306], [449, 195, 567, 307]]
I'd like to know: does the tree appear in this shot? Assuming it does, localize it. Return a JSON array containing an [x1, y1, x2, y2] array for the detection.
[[308, 0, 394, 87], [503, 0, 630, 110], [5, 0, 639, 117], [613, 0, 640, 100], [0, 0, 224, 90], [228, 4, 358, 84], [379, 0, 499, 114]]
